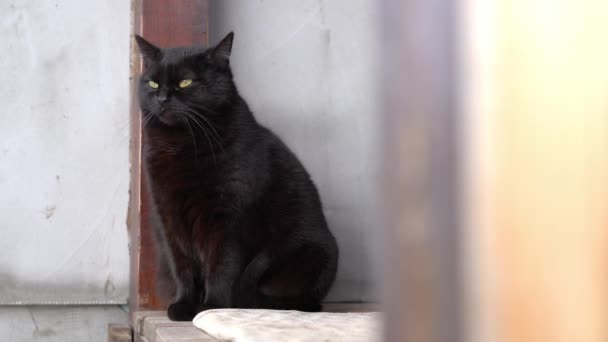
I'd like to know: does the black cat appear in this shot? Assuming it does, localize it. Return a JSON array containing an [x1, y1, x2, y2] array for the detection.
[[135, 32, 339, 321]]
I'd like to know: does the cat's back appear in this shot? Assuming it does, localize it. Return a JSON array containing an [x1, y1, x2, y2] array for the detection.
[[251, 124, 325, 211]]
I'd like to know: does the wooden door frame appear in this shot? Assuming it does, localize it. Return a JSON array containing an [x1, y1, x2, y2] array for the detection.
[[128, 0, 210, 314]]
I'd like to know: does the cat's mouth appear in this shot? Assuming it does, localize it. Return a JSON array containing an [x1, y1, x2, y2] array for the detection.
[[156, 110, 181, 126]]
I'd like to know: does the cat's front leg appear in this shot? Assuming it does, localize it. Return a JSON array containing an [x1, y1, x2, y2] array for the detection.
[[199, 237, 245, 310], [197, 184, 254, 310], [165, 240, 203, 321], [167, 272, 199, 320]]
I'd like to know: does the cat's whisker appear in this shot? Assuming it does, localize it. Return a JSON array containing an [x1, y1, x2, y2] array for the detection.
[[175, 110, 217, 165], [191, 116, 217, 165], [178, 114, 199, 161], [142, 113, 155, 128], [167, 104, 226, 153], [186, 111, 225, 150], [186, 104, 225, 137], [184, 112, 225, 153], [190, 102, 224, 117], [192, 111, 225, 148], [139, 104, 224, 159], [140, 104, 161, 129]]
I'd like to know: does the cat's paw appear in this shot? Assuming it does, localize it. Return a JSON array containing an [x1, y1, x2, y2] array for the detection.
[[167, 301, 196, 321]]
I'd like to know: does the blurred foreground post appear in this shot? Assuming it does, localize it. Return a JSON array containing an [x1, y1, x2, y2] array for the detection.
[[382, 0, 608, 341], [381, 0, 463, 341]]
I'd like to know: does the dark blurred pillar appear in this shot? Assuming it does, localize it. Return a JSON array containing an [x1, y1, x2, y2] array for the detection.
[[380, 0, 463, 341]]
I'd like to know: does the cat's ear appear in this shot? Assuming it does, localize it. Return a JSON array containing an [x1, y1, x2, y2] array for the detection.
[[207, 32, 234, 67], [134, 35, 160, 66]]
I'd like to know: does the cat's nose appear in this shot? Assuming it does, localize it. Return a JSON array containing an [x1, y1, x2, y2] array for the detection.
[[157, 94, 169, 103]]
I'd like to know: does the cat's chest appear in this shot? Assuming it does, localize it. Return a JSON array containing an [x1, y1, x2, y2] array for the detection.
[[144, 129, 184, 160], [144, 141, 210, 184], [144, 130, 202, 175], [144, 141, 181, 167], [144, 135, 224, 193]]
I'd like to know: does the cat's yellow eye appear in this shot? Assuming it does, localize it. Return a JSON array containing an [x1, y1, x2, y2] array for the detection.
[[148, 80, 159, 89], [179, 79, 193, 88]]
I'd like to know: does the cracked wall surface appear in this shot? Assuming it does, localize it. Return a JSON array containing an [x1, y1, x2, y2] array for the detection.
[[0, 0, 130, 305], [1, 306, 128, 341]]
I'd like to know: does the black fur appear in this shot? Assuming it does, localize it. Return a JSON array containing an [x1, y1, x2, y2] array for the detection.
[[135, 33, 339, 321]]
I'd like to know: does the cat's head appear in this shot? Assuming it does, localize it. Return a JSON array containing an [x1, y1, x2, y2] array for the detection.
[[135, 33, 235, 127]]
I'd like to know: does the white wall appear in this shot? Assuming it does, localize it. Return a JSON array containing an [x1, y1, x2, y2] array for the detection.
[[0, 0, 130, 305], [210, 0, 381, 302]]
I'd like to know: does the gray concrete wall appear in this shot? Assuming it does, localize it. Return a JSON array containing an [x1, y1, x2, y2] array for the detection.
[[0, 1, 131, 340], [210, 0, 381, 302], [0, 0, 130, 304]]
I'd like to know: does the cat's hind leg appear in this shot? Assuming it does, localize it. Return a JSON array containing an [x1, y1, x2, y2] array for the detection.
[[233, 245, 333, 312]]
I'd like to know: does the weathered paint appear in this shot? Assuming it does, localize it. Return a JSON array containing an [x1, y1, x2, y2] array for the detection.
[[0, 306, 128, 342], [0, 0, 130, 304]]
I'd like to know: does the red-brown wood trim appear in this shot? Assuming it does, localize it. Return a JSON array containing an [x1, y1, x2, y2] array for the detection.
[[129, 0, 209, 314]]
